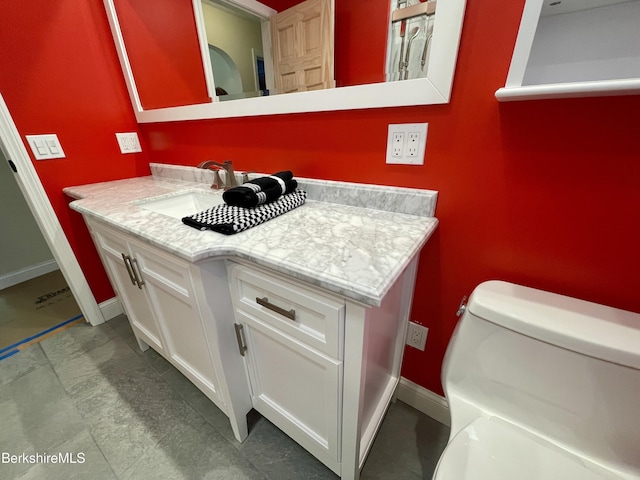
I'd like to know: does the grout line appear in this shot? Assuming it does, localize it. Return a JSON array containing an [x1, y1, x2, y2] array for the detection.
[[0, 315, 85, 358]]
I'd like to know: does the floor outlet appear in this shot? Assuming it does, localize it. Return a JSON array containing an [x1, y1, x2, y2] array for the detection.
[[386, 123, 428, 165], [406, 321, 428, 351], [116, 132, 142, 154]]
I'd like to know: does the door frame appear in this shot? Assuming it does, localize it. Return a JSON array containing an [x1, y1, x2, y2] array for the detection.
[[0, 92, 104, 326]]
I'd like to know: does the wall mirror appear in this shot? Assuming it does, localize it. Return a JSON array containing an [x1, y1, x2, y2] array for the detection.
[[496, 0, 640, 101], [104, 0, 467, 122]]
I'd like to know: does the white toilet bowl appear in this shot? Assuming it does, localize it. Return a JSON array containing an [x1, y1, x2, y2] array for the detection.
[[433, 281, 640, 480]]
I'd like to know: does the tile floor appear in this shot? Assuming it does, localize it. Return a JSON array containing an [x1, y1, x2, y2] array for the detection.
[[0, 315, 449, 479]]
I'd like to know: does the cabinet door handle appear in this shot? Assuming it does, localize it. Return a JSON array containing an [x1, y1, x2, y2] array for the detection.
[[256, 297, 295, 321], [130, 257, 145, 289], [122, 254, 137, 286], [234, 323, 247, 356]]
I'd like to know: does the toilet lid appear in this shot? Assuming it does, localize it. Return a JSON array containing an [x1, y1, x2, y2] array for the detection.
[[433, 417, 622, 480]]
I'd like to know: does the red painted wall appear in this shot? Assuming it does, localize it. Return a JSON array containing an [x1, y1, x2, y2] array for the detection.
[[140, 0, 640, 395], [114, 0, 210, 108], [1, 0, 639, 397], [0, 0, 151, 304]]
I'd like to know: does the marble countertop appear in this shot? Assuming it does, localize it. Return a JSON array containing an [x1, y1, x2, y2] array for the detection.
[[65, 173, 438, 306]]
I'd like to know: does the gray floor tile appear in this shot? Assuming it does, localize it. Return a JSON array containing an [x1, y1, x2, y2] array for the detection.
[[120, 411, 265, 480], [360, 450, 422, 480], [39, 322, 119, 366], [13, 430, 117, 480], [240, 419, 339, 480], [0, 363, 86, 478], [70, 359, 197, 475], [1, 319, 451, 480], [0, 344, 49, 386], [161, 366, 263, 449], [367, 401, 449, 479], [46, 334, 138, 395]]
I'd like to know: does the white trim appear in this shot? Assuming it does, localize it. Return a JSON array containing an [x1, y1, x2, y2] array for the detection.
[[99, 296, 124, 321], [496, 78, 640, 102], [0, 260, 59, 291], [192, 0, 217, 101], [0, 93, 104, 326], [104, 0, 467, 122], [396, 377, 450, 427]]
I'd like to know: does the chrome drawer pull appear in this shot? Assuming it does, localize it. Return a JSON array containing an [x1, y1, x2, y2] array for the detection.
[[234, 323, 247, 356], [122, 254, 136, 286], [130, 257, 145, 289], [256, 297, 296, 321]]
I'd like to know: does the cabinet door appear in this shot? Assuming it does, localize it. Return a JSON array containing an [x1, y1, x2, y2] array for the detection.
[[130, 243, 223, 408], [92, 228, 166, 354], [238, 308, 342, 474]]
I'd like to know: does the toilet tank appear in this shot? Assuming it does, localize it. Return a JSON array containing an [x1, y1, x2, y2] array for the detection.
[[442, 281, 640, 478]]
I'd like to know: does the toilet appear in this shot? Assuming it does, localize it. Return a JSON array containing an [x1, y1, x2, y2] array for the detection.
[[433, 280, 640, 480]]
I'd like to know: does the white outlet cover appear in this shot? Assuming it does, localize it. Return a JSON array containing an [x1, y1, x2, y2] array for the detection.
[[386, 123, 428, 165], [406, 321, 428, 351], [116, 132, 142, 154]]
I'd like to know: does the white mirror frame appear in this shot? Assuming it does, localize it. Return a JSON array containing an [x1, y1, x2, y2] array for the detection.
[[104, 0, 467, 123], [495, 0, 640, 102]]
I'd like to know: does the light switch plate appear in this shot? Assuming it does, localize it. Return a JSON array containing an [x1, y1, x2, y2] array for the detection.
[[25, 134, 66, 160]]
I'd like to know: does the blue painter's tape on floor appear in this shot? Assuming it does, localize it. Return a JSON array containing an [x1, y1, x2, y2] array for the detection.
[[0, 314, 84, 358], [0, 349, 19, 361]]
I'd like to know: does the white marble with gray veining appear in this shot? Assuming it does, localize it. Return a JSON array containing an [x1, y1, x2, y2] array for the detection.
[[65, 169, 438, 306], [150, 163, 438, 217]]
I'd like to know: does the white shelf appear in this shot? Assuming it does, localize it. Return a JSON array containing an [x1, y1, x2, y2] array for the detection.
[[495, 78, 640, 102], [496, 0, 640, 102]]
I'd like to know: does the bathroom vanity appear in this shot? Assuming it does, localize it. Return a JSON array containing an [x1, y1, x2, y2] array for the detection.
[[64, 164, 438, 479]]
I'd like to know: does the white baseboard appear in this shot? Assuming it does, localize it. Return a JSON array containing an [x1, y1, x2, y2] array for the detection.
[[99, 297, 124, 323], [397, 377, 450, 427], [0, 260, 58, 290]]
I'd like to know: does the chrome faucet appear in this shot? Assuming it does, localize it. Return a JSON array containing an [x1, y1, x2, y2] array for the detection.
[[197, 160, 237, 190]]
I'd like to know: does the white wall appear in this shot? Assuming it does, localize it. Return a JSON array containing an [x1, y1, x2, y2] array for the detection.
[[0, 148, 56, 287], [523, 1, 640, 85]]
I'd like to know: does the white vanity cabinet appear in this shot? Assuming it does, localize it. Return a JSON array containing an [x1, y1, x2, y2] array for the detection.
[[227, 259, 419, 479], [87, 219, 231, 417], [67, 172, 437, 480], [228, 262, 346, 472]]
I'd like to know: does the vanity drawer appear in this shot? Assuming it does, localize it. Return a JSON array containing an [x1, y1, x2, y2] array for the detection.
[[227, 262, 345, 359]]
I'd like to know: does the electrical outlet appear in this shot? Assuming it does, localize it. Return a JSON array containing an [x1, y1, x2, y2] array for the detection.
[[386, 123, 428, 165], [406, 132, 421, 157], [392, 132, 404, 157], [116, 132, 142, 154], [406, 321, 428, 351]]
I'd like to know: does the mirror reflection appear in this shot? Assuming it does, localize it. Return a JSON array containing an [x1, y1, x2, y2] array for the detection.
[[202, 1, 268, 100], [202, 0, 335, 101], [105, 0, 465, 120], [110, 0, 442, 108]]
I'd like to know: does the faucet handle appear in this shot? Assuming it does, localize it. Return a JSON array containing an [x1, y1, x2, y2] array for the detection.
[[241, 171, 256, 184]]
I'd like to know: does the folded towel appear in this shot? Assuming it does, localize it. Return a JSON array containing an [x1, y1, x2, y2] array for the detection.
[[182, 190, 306, 235], [223, 171, 297, 208]]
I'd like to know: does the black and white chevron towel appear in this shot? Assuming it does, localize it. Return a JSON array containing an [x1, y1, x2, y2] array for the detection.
[[182, 190, 307, 235], [222, 171, 297, 208]]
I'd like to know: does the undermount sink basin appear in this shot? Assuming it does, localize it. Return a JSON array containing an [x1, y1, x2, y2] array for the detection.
[[135, 191, 225, 219]]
